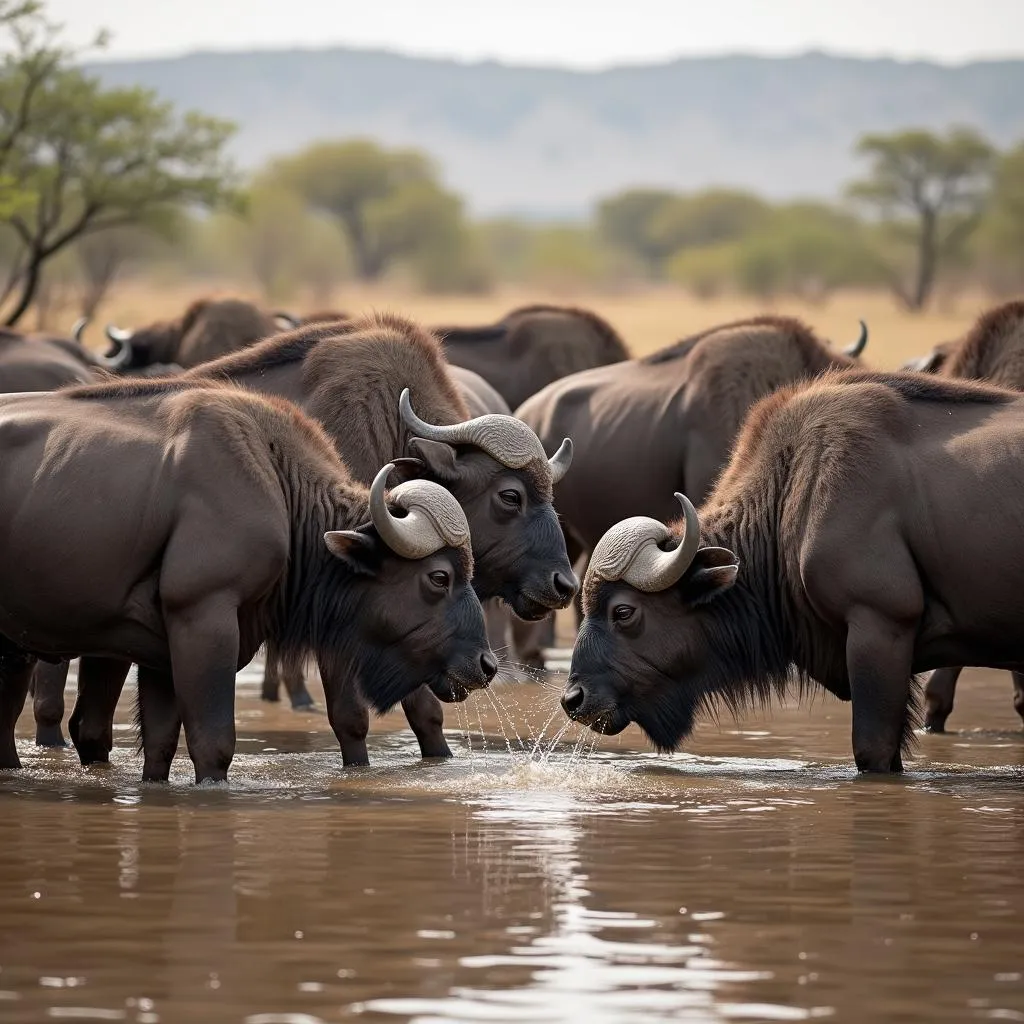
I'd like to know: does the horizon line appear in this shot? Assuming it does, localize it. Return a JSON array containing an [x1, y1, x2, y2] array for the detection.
[[82, 41, 1024, 73]]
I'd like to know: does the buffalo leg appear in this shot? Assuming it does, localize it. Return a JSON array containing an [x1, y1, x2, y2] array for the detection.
[[69, 657, 132, 766], [401, 686, 452, 759], [846, 613, 914, 773], [923, 666, 963, 733], [0, 654, 33, 769], [260, 654, 281, 703], [138, 666, 181, 783], [166, 603, 239, 784], [320, 661, 370, 766], [32, 659, 70, 747], [261, 652, 315, 710], [1013, 672, 1024, 728]]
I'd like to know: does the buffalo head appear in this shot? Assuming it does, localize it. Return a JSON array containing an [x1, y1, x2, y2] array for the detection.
[[395, 388, 578, 621], [324, 463, 497, 712], [560, 493, 742, 750]]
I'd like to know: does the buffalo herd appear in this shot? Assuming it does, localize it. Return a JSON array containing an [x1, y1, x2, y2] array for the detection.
[[1, 294, 1023, 780]]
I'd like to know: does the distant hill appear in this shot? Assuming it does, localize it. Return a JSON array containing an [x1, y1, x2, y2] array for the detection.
[[86, 48, 1024, 217]]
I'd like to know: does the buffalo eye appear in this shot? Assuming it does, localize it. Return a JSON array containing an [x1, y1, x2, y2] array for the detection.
[[611, 604, 636, 624], [499, 489, 522, 510], [428, 570, 450, 591]]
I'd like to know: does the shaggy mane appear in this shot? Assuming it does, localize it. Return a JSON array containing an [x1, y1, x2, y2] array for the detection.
[[64, 375, 232, 400], [185, 320, 350, 378]]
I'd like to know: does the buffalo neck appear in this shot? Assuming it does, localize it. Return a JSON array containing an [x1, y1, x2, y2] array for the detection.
[[264, 450, 371, 682], [695, 496, 802, 706]]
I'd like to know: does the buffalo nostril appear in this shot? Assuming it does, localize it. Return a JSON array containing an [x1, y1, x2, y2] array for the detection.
[[561, 685, 585, 717], [480, 651, 498, 682], [552, 571, 578, 601]]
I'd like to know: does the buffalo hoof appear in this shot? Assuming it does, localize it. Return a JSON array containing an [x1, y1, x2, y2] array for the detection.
[[34, 724, 68, 748], [289, 696, 318, 713], [260, 688, 281, 704], [922, 719, 947, 734], [419, 741, 454, 760], [0, 746, 21, 771], [75, 741, 111, 767]]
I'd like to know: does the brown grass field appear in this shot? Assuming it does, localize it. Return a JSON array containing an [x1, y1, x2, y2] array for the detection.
[[80, 279, 1006, 371]]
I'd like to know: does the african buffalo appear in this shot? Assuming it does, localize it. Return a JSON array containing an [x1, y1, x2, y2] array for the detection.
[[59, 314, 575, 768], [561, 370, 1024, 773], [436, 304, 630, 410], [0, 326, 123, 392], [903, 301, 1024, 731], [101, 298, 298, 370], [0, 377, 495, 782], [512, 316, 868, 667]]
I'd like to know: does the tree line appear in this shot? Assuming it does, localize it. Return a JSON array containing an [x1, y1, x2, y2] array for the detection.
[[2, 0, 1024, 327]]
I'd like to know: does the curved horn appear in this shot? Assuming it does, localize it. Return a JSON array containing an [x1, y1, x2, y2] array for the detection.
[[105, 324, 133, 344], [843, 320, 868, 358], [399, 387, 549, 473], [273, 311, 299, 330], [588, 493, 702, 593], [70, 316, 88, 344], [548, 437, 573, 484], [368, 463, 471, 560]]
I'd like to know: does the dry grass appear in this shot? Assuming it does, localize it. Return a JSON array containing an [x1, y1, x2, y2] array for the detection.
[[80, 279, 1003, 370]]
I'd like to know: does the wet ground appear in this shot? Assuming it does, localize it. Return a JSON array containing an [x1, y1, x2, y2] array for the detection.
[[1, 661, 1022, 1024]]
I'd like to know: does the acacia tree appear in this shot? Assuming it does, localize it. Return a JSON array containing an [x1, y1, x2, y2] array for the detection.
[[0, 2, 236, 324], [977, 143, 1024, 290], [269, 139, 464, 282], [847, 128, 995, 311]]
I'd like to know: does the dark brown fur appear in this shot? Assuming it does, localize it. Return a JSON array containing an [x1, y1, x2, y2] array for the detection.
[[569, 370, 1021, 770], [940, 300, 1024, 387], [0, 378, 485, 780], [437, 304, 630, 409], [0, 329, 97, 392], [189, 311, 472, 484], [114, 297, 284, 369], [519, 316, 862, 554]]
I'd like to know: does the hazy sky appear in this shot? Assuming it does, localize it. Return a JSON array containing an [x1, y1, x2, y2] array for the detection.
[[45, 0, 1024, 66]]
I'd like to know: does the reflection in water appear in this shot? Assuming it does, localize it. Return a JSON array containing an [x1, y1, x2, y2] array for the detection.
[[0, 670, 1022, 1023]]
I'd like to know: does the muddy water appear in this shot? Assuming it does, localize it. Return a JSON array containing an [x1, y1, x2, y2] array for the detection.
[[1, 667, 1023, 1024]]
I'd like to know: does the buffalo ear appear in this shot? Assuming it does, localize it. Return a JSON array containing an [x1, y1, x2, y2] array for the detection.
[[407, 437, 459, 482], [680, 546, 738, 606], [324, 529, 380, 576]]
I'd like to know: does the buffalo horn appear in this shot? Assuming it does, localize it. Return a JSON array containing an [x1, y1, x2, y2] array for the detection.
[[273, 311, 299, 329], [96, 326, 133, 370], [588, 493, 702, 593], [70, 316, 88, 344], [368, 462, 471, 560], [105, 324, 133, 344], [547, 437, 573, 484], [843, 320, 868, 358], [399, 387, 562, 478], [902, 351, 944, 374]]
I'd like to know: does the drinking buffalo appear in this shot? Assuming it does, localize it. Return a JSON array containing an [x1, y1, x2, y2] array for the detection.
[[0, 378, 495, 782], [444, 364, 523, 657], [512, 316, 868, 667], [57, 314, 575, 768], [101, 298, 298, 370], [561, 371, 1024, 773], [903, 301, 1024, 731], [436, 304, 630, 410]]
